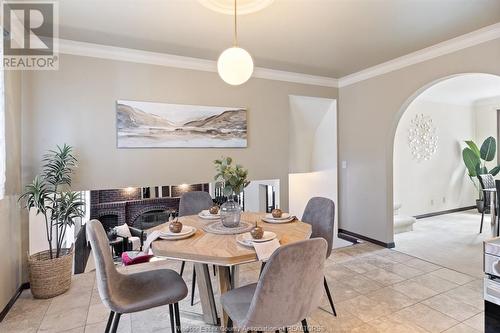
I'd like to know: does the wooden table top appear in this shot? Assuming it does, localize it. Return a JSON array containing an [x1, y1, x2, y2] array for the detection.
[[150, 212, 312, 266]]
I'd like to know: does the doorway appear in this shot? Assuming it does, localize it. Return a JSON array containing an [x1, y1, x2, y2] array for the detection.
[[392, 73, 500, 277]]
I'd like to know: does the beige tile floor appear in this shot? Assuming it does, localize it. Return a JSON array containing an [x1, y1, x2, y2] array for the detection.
[[0, 242, 485, 333]]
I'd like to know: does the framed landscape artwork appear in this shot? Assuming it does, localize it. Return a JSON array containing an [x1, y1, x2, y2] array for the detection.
[[116, 100, 247, 148]]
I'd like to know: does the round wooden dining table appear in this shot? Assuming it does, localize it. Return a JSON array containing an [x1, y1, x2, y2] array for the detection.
[[149, 212, 312, 326]]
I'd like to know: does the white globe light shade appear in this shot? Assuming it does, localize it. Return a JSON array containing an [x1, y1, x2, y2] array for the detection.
[[217, 47, 254, 85]]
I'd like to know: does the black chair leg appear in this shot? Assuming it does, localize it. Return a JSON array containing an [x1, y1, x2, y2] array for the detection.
[[174, 302, 182, 333], [105, 311, 114, 333], [285, 328, 288, 333], [480, 211, 484, 233], [301, 319, 309, 333], [169, 304, 175, 333], [180, 261, 186, 276], [323, 277, 337, 316], [227, 317, 233, 330], [110, 313, 121, 333], [213, 265, 217, 276], [191, 269, 196, 306], [259, 261, 266, 276]]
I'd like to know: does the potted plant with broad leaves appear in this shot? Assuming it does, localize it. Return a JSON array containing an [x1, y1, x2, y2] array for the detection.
[[462, 136, 500, 213], [214, 157, 250, 228], [19, 144, 85, 299]]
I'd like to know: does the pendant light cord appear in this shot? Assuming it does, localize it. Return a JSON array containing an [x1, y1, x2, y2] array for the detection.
[[234, 0, 238, 46]]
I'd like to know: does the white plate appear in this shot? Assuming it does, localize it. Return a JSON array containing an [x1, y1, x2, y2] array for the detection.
[[262, 217, 295, 224], [162, 225, 195, 236], [265, 213, 291, 220], [236, 231, 277, 247], [160, 229, 196, 240], [160, 226, 196, 240], [198, 210, 220, 220]]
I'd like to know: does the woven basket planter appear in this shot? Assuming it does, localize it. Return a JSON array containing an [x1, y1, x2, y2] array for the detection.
[[28, 246, 73, 299]]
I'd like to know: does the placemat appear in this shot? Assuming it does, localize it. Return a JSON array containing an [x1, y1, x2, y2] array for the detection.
[[203, 221, 254, 235]]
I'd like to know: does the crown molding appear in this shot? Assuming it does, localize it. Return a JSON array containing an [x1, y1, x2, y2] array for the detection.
[[338, 22, 500, 88], [58, 39, 338, 88], [58, 21, 500, 89]]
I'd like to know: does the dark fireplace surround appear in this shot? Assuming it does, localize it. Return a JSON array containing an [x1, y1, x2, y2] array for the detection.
[[90, 184, 208, 229]]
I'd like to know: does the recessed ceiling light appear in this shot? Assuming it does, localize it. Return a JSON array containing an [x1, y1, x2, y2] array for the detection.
[[198, 0, 274, 15]]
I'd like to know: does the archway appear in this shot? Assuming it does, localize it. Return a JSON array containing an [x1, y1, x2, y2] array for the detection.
[[391, 73, 500, 276]]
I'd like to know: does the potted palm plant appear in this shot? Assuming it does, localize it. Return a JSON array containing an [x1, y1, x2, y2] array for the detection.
[[214, 157, 250, 227], [462, 136, 500, 213], [19, 144, 85, 298]]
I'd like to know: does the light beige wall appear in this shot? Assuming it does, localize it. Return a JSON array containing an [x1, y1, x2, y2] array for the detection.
[[0, 70, 25, 310], [22, 54, 337, 211], [338, 38, 500, 245]]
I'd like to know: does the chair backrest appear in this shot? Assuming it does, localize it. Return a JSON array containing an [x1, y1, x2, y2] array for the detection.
[[178, 191, 213, 217], [243, 238, 327, 329], [301, 197, 335, 258], [479, 174, 495, 190], [479, 174, 495, 205], [86, 219, 122, 309]]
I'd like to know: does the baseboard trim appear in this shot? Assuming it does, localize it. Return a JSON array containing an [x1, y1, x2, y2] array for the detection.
[[338, 229, 395, 248], [414, 206, 476, 220], [0, 282, 30, 322], [338, 232, 359, 244]]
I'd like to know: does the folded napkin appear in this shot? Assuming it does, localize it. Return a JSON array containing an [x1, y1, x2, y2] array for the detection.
[[143, 230, 164, 254], [253, 239, 281, 262]]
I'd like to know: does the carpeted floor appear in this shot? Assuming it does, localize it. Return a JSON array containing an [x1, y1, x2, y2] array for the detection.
[[394, 210, 493, 278]]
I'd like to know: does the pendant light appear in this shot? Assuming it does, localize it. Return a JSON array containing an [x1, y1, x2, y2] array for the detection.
[[217, 0, 254, 85]]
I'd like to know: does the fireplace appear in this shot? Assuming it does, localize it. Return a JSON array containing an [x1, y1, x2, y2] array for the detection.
[[90, 183, 208, 229], [99, 214, 119, 232]]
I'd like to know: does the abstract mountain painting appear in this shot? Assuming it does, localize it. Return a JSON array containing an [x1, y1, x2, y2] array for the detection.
[[116, 100, 247, 148]]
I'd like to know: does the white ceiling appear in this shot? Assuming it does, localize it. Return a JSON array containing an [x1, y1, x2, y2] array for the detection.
[[418, 74, 500, 106], [45, 0, 500, 77]]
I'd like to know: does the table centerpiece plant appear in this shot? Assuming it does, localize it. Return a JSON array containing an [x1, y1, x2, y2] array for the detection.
[[213, 157, 250, 227], [19, 144, 85, 298]]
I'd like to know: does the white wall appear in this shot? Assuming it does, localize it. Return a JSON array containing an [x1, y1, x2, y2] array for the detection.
[[288, 96, 349, 248], [244, 179, 280, 212], [289, 95, 337, 173], [474, 97, 500, 165], [0, 70, 26, 310], [394, 99, 477, 216]]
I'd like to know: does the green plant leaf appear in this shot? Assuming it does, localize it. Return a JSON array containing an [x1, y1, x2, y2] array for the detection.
[[465, 140, 480, 157], [476, 163, 488, 176], [223, 185, 233, 196], [462, 148, 480, 177], [491, 166, 500, 176], [481, 136, 496, 162]]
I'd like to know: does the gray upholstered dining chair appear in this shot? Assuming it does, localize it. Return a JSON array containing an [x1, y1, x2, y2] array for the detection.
[[87, 219, 188, 333], [479, 174, 496, 233], [178, 191, 214, 305], [221, 238, 327, 332], [301, 197, 337, 316]]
